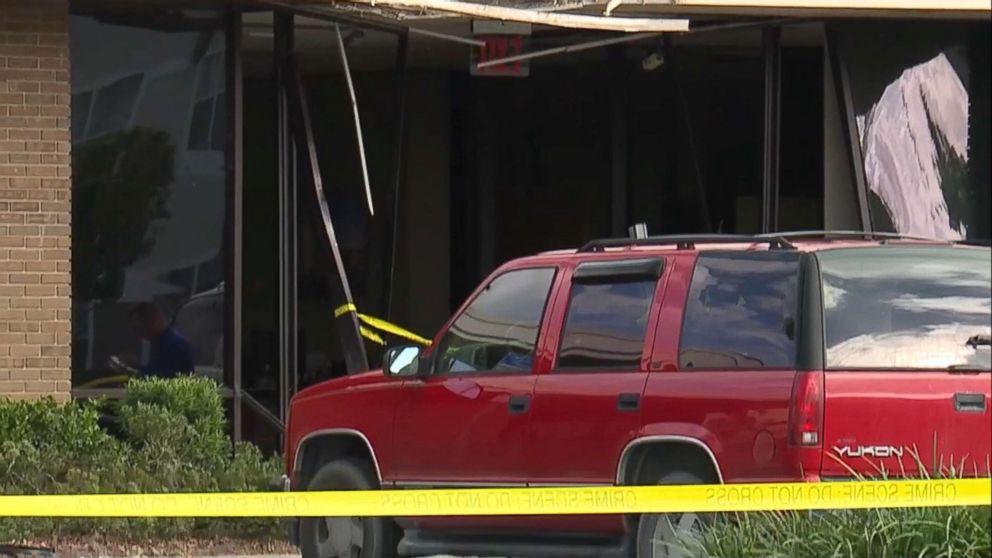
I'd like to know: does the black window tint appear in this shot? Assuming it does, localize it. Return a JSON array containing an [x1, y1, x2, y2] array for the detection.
[[557, 280, 656, 371], [818, 247, 991, 370], [434, 268, 556, 374], [680, 252, 800, 369]]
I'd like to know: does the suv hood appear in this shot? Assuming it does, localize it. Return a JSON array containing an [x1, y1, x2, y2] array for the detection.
[[292, 369, 389, 403]]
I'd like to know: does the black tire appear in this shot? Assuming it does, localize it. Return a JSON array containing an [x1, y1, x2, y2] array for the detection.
[[635, 470, 710, 558], [299, 458, 399, 558]]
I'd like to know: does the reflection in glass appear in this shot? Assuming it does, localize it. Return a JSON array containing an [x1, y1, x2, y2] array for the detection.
[[679, 252, 800, 369], [838, 23, 990, 241], [818, 247, 991, 370], [70, 16, 227, 385], [435, 268, 555, 373], [557, 281, 655, 370], [857, 52, 969, 240], [387, 346, 420, 376]]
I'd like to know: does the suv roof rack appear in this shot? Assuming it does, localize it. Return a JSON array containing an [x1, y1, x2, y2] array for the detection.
[[754, 230, 950, 243], [578, 234, 795, 253]]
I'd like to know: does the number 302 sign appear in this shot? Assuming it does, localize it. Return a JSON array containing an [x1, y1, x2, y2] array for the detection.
[[470, 21, 531, 78]]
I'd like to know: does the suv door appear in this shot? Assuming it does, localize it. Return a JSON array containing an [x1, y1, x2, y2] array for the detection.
[[523, 257, 666, 533], [391, 266, 559, 487]]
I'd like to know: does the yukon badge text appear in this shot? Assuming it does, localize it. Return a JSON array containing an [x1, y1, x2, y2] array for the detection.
[[833, 445, 905, 458]]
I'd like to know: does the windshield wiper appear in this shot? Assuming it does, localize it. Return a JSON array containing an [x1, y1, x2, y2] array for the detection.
[[965, 334, 991, 349]]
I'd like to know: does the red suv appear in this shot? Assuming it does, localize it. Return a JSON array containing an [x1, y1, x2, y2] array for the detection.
[[284, 232, 991, 558]]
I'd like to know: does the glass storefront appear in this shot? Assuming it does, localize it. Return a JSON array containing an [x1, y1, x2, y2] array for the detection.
[[64, 10, 989, 444], [70, 14, 228, 386]]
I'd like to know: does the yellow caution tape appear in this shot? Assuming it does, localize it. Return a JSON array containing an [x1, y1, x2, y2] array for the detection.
[[0, 479, 988, 517], [334, 304, 432, 346], [333, 303, 359, 318]]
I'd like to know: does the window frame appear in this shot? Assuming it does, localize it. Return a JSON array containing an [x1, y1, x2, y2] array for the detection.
[[552, 258, 665, 373], [676, 250, 804, 372], [427, 265, 560, 378]]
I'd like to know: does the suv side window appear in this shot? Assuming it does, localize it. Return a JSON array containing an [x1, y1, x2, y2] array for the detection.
[[556, 279, 657, 371], [679, 251, 800, 369], [433, 267, 556, 374]]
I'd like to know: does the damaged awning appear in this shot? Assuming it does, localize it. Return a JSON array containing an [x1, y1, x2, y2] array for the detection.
[[268, 0, 990, 30]]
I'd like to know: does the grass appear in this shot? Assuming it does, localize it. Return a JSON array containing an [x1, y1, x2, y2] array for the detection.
[[690, 504, 991, 558], [683, 449, 991, 558]]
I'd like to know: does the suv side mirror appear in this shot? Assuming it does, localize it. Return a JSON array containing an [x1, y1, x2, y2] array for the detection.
[[383, 345, 423, 377]]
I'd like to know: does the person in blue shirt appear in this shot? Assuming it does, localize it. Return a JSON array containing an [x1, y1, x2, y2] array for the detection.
[[113, 302, 194, 379]]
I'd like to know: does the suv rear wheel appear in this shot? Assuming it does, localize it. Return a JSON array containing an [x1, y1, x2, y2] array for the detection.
[[635, 470, 710, 558], [299, 458, 399, 558]]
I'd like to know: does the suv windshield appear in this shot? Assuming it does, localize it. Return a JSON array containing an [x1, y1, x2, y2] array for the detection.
[[817, 246, 991, 370]]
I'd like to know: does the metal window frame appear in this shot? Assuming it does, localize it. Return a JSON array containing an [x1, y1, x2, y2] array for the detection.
[[274, 9, 299, 439], [282, 34, 371, 376], [225, 6, 245, 441], [233, 5, 414, 439], [823, 24, 872, 232], [762, 25, 782, 234], [385, 32, 411, 321]]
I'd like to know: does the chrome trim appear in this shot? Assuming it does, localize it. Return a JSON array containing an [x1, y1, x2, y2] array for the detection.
[[615, 435, 725, 484], [292, 428, 383, 483]]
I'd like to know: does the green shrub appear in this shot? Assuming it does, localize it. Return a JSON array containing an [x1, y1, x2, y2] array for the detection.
[[0, 376, 282, 542], [687, 505, 991, 558], [118, 375, 228, 489], [0, 398, 126, 493]]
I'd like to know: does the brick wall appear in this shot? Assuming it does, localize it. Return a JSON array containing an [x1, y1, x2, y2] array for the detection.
[[0, 0, 72, 401]]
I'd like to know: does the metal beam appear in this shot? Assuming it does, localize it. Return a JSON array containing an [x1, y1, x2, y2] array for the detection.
[[263, 1, 486, 46], [609, 45, 629, 238], [334, 23, 375, 216], [825, 27, 872, 232], [332, 0, 691, 32], [762, 25, 781, 234], [274, 11, 298, 423], [477, 32, 660, 69], [224, 7, 245, 442], [385, 32, 410, 321], [285, 55, 371, 374]]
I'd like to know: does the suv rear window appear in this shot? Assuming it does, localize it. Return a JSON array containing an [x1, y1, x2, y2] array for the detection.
[[680, 251, 801, 369], [818, 246, 991, 370]]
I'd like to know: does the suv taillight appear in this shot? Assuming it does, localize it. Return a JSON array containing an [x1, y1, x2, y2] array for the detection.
[[788, 371, 823, 447]]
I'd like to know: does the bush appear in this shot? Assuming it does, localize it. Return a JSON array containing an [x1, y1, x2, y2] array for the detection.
[[0, 376, 283, 542]]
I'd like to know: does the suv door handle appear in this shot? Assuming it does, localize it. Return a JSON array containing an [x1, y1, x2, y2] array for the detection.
[[617, 393, 640, 412], [954, 393, 986, 413], [508, 394, 530, 415]]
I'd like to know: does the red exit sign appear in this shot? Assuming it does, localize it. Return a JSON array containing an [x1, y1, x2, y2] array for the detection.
[[470, 21, 531, 78]]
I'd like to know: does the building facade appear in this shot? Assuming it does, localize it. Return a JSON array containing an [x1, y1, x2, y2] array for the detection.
[[1, 0, 989, 447], [0, 0, 72, 401]]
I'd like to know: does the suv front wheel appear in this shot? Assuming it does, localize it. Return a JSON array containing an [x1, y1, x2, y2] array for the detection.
[[299, 458, 399, 558], [635, 470, 710, 558]]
